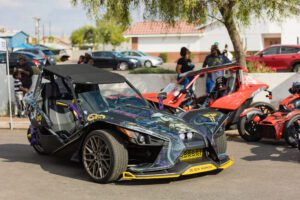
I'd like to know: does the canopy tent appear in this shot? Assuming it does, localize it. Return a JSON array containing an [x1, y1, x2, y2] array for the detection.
[[13, 43, 34, 51]]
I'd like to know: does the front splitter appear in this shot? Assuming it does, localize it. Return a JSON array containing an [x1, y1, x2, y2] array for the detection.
[[122, 157, 234, 180]]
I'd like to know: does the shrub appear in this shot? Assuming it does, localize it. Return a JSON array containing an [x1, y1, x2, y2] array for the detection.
[[159, 52, 168, 62], [247, 61, 276, 73], [129, 67, 176, 74]]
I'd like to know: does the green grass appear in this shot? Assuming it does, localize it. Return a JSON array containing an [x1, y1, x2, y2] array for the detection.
[[129, 67, 176, 74]]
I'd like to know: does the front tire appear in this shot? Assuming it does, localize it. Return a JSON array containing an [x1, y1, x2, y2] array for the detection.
[[283, 115, 300, 148], [144, 60, 152, 68], [118, 62, 129, 71], [82, 130, 128, 183], [238, 114, 262, 142], [250, 102, 275, 115], [292, 63, 300, 73]]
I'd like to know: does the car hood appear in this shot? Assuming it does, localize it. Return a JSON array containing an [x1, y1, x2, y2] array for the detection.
[[96, 105, 202, 139]]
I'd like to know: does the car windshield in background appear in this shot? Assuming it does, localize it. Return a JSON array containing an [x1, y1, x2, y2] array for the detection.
[[138, 51, 148, 56], [42, 50, 54, 56], [113, 52, 125, 58], [78, 82, 148, 114]]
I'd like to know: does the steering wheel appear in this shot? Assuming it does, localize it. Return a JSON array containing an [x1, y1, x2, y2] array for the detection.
[[215, 76, 227, 91]]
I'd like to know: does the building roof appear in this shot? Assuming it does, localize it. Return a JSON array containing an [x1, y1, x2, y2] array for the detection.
[[124, 21, 202, 36], [44, 64, 126, 84], [0, 30, 29, 38]]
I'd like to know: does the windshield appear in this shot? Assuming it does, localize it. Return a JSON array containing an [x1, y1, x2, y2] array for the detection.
[[43, 50, 54, 56], [138, 51, 148, 56], [77, 82, 148, 114], [112, 52, 125, 58]]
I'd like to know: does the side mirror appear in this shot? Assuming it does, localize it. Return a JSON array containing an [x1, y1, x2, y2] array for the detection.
[[259, 52, 264, 57]]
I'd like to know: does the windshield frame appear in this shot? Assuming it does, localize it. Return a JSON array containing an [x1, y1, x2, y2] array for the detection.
[[76, 80, 155, 117]]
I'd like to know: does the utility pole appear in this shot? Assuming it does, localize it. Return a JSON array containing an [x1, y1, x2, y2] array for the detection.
[[49, 21, 51, 37], [42, 24, 45, 44], [34, 17, 41, 44]]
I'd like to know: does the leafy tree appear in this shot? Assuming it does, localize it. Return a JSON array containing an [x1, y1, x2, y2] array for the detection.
[[70, 20, 126, 49], [96, 18, 127, 48], [70, 25, 98, 47], [71, 0, 300, 66]]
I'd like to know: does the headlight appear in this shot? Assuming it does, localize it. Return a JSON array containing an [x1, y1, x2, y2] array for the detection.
[[119, 128, 165, 146], [179, 132, 194, 140], [129, 58, 138, 63]]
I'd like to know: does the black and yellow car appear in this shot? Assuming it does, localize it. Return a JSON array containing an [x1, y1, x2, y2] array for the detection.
[[25, 64, 233, 183]]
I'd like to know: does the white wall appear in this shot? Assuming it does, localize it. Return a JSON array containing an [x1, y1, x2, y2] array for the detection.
[[136, 16, 300, 53], [138, 36, 202, 52]]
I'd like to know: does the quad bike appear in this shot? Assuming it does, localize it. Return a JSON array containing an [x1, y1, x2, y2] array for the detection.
[[144, 64, 275, 129], [239, 82, 300, 147]]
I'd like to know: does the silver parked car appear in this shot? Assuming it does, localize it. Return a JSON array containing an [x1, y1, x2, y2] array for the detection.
[[121, 50, 163, 67]]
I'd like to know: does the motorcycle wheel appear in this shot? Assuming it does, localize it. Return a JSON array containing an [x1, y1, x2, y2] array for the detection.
[[238, 112, 262, 142], [250, 102, 275, 115], [283, 115, 300, 148]]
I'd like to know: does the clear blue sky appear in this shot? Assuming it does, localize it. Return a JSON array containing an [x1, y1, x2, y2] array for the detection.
[[0, 0, 142, 37]]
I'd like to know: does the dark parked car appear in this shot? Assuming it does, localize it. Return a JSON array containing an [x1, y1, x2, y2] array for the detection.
[[0, 52, 42, 74], [41, 49, 56, 65], [246, 45, 300, 72], [51, 49, 70, 62], [15, 48, 47, 66], [24, 64, 232, 183], [92, 51, 141, 70]]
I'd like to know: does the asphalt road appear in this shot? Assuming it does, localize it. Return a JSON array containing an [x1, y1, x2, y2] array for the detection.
[[0, 130, 299, 200]]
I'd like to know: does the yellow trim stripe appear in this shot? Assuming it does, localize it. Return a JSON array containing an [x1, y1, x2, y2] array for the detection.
[[219, 157, 234, 169], [122, 172, 180, 180], [56, 102, 68, 107], [182, 164, 217, 175]]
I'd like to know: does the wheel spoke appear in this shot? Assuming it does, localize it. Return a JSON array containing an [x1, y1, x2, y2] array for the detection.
[[83, 135, 112, 180]]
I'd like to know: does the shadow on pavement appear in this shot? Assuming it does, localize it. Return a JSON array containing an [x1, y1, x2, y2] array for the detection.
[[228, 137, 300, 163], [0, 143, 225, 185], [116, 169, 222, 186], [0, 143, 91, 182]]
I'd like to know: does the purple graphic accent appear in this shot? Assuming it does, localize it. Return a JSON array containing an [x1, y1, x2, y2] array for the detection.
[[28, 125, 38, 145], [158, 96, 164, 110], [69, 103, 81, 120], [112, 109, 138, 118]]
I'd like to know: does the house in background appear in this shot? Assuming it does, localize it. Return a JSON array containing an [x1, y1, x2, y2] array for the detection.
[[125, 17, 300, 63], [0, 28, 29, 50], [124, 21, 205, 62]]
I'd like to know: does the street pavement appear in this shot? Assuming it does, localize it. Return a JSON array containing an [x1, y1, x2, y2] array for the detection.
[[0, 129, 299, 200]]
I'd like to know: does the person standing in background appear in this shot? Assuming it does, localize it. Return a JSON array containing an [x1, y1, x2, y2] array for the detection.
[[15, 55, 33, 91], [176, 47, 195, 86], [202, 45, 231, 94], [223, 44, 233, 61]]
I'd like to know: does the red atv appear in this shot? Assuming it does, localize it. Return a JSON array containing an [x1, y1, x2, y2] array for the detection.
[[143, 64, 275, 128], [239, 82, 300, 147]]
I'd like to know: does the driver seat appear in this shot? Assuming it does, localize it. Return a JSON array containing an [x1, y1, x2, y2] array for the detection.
[[42, 82, 76, 134]]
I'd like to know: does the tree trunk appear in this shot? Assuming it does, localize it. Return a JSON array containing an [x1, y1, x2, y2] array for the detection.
[[219, 5, 246, 66]]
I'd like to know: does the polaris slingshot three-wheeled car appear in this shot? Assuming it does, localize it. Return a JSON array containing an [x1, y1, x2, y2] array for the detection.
[[24, 64, 233, 183], [143, 64, 275, 129]]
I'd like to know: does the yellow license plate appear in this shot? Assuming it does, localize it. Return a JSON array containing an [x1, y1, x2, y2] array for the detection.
[[180, 149, 203, 161]]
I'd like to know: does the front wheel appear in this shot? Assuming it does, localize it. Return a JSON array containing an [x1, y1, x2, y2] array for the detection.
[[283, 115, 300, 148], [238, 113, 262, 142], [82, 130, 128, 183], [250, 102, 275, 115], [292, 63, 300, 73], [118, 62, 129, 71], [144, 60, 152, 68]]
